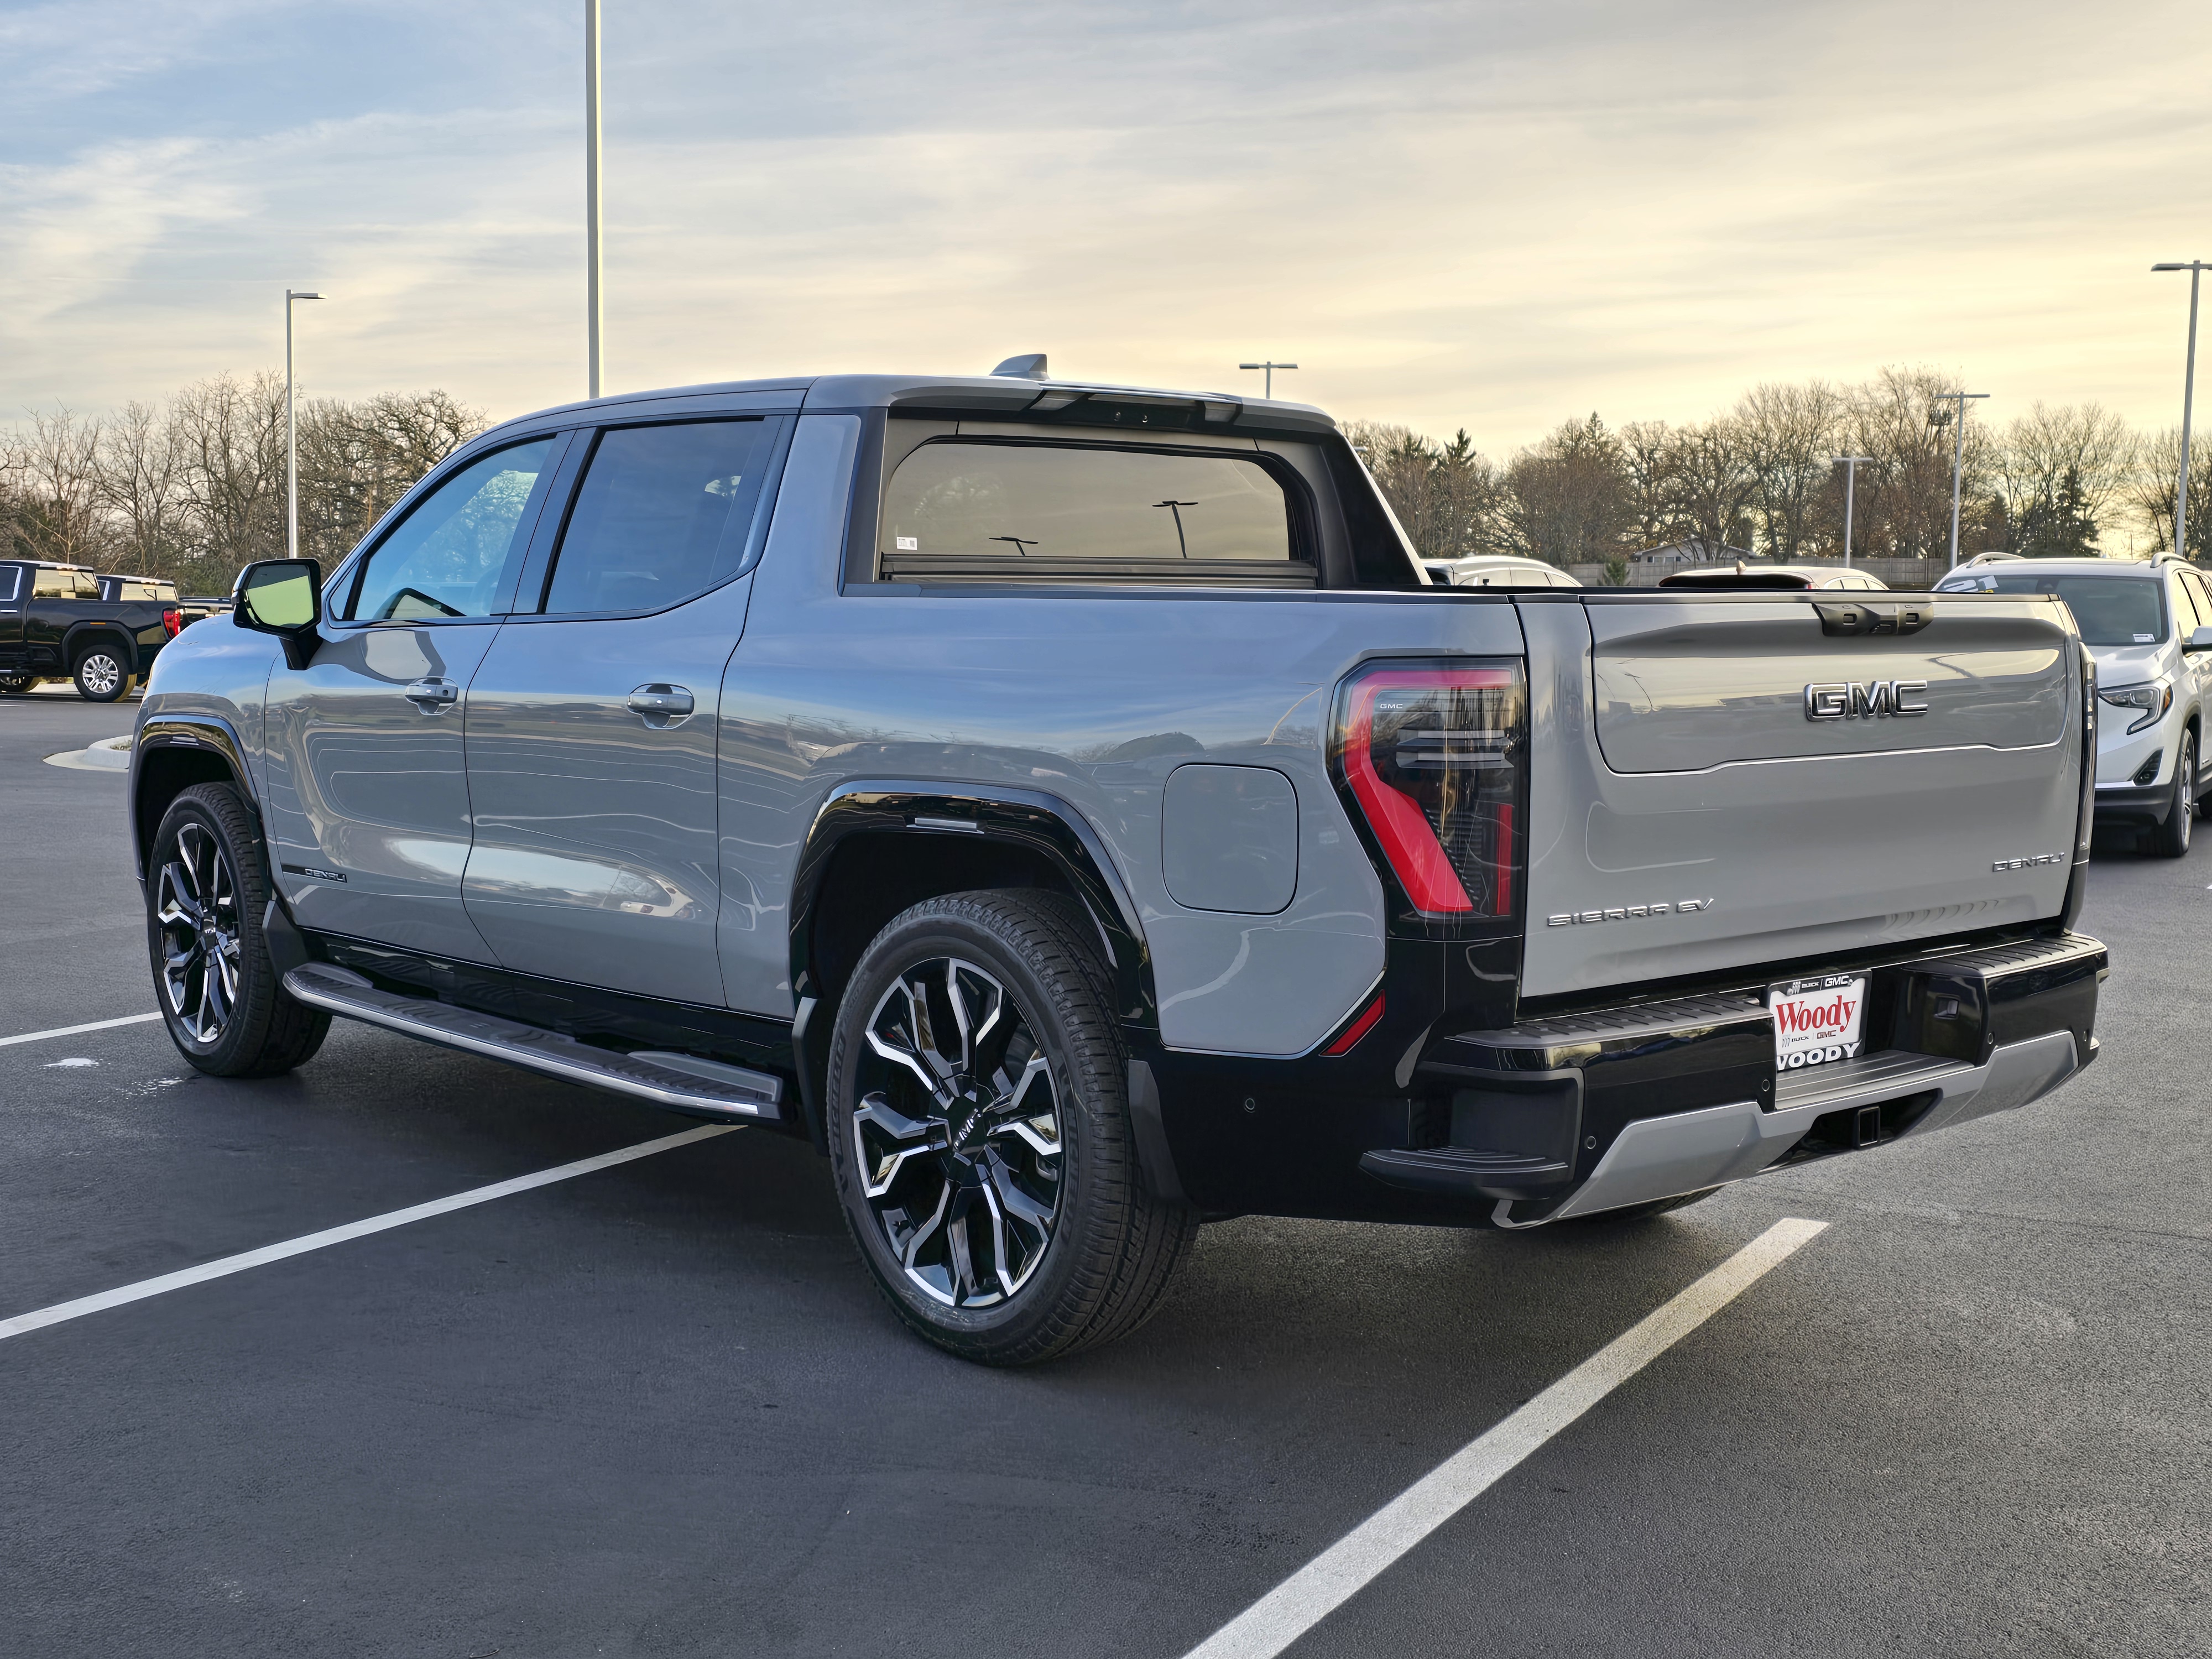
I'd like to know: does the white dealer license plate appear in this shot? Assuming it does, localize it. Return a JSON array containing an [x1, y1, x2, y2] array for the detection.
[[1768, 974, 1867, 1072]]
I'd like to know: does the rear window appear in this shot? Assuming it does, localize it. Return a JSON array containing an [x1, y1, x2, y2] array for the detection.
[[1962, 572, 2166, 646], [880, 441, 1307, 585]]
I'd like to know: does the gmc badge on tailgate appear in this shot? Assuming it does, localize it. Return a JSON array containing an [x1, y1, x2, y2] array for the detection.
[[1803, 680, 1929, 720]]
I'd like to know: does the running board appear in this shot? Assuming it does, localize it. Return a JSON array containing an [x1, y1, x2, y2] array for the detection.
[[283, 963, 782, 1120]]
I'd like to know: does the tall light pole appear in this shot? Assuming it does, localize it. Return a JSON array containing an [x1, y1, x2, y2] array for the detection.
[[285, 289, 325, 561], [1832, 454, 1872, 569], [585, 0, 604, 399], [1239, 361, 1297, 398], [2152, 261, 2208, 559], [1928, 389, 1988, 570]]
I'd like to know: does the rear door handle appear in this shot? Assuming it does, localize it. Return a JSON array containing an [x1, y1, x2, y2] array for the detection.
[[404, 677, 460, 713], [627, 684, 695, 728]]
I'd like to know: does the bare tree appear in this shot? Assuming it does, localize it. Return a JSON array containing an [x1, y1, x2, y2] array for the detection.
[[1617, 420, 1680, 550], [1994, 401, 2135, 557], [1738, 381, 1843, 560], [169, 372, 288, 586], [95, 400, 185, 574], [1838, 366, 1996, 559], [2128, 427, 2212, 560], [1500, 414, 1634, 567], [4, 409, 110, 565], [1665, 416, 1759, 557]]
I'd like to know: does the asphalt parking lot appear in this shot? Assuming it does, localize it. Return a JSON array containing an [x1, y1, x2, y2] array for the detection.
[[3, 693, 2208, 1658]]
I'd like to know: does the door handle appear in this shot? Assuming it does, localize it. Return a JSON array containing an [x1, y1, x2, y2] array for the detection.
[[626, 684, 695, 728], [404, 677, 460, 713]]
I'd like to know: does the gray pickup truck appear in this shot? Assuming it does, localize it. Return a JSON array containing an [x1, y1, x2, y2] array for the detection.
[[130, 364, 2106, 1363]]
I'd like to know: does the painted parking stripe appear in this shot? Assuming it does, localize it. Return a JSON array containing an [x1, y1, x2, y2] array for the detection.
[[0, 1011, 164, 1048], [0, 1124, 739, 1343], [1182, 1217, 1829, 1659]]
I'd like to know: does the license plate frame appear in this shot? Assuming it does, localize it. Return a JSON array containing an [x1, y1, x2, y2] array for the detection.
[[1768, 973, 1868, 1073]]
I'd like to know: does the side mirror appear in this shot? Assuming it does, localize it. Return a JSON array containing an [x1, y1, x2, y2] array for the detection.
[[233, 559, 323, 670], [2190, 625, 2212, 654]]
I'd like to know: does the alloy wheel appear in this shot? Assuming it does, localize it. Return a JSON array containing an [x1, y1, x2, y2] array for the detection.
[[851, 958, 1064, 1308], [156, 823, 242, 1043], [78, 654, 122, 697]]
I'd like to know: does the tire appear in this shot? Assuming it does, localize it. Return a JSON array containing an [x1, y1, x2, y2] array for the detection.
[[1571, 1186, 1721, 1224], [74, 647, 131, 702], [2151, 732, 2195, 858], [146, 782, 330, 1077], [0, 674, 35, 696], [825, 890, 1198, 1365]]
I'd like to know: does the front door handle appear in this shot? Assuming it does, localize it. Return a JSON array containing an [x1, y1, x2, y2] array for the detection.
[[627, 684, 695, 728], [404, 677, 460, 714]]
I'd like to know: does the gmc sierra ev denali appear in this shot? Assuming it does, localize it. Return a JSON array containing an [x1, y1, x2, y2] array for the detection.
[[130, 366, 2107, 1364]]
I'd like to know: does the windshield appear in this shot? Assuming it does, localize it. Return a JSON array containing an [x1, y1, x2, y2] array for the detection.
[[1950, 572, 2167, 646]]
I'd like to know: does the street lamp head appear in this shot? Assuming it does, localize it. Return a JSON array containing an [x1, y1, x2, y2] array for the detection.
[[2152, 263, 2202, 273], [288, 290, 325, 301]]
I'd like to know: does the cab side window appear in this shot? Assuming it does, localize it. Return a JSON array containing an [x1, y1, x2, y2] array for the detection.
[[536, 419, 780, 615], [2180, 570, 2212, 638], [345, 437, 559, 622]]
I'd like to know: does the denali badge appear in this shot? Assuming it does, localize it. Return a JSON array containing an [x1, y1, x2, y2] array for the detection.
[[1546, 898, 1712, 927], [1803, 680, 1929, 720], [281, 862, 348, 883], [1992, 853, 2064, 872]]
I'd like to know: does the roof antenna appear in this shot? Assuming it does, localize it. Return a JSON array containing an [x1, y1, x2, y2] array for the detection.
[[991, 353, 1050, 380]]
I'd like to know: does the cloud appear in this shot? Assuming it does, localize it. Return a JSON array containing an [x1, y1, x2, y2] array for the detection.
[[3, 0, 2210, 451]]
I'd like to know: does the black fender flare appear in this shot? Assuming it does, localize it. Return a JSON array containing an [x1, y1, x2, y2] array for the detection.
[[785, 781, 1166, 1168], [62, 620, 140, 678], [131, 713, 256, 881]]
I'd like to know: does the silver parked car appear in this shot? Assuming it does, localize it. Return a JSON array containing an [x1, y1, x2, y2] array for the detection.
[[1936, 553, 2212, 855], [130, 363, 2106, 1363]]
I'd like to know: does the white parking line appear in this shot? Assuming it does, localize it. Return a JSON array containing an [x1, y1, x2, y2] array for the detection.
[[0, 1011, 164, 1048], [0, 1123, 740, 1343], [1182, 1217, 1829, 1659]]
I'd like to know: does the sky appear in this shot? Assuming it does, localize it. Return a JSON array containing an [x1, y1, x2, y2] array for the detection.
[[4, 0, 2211, 454]]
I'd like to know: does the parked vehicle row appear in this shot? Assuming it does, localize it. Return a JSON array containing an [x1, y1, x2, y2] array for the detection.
[[0, 562, 222, 700], [132, 363, 2105, 1363]]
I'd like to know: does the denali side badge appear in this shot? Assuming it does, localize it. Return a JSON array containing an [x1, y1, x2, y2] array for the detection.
[[1546, 898, 1712, 926], [281, 862, 348, 883], [1992, 853, 2064, 872], [1804, 680, 1929, 720]]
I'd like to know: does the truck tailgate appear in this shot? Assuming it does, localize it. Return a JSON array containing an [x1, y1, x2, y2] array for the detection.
[[1517, 594, 2084, 1000]]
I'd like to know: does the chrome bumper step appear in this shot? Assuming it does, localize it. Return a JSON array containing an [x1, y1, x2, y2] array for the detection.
[[283, 963, 782, 1120]]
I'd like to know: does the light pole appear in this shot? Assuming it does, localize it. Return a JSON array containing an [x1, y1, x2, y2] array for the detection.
[[1832, 455, 1872, 569], [1239, 361, 1297, 398], [1928, 389, 1988, 570], [2152, 261, 2208, 559], [285, 289, 325, 561], [585, 0, 604, 399]]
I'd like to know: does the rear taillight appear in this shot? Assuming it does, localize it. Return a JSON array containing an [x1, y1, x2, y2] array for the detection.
[[161, 608, 182, 638], [1330, 659, 1526, 924]]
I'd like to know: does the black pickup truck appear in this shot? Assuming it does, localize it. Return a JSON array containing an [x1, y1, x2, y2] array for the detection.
[[0, 560, 186, 701]]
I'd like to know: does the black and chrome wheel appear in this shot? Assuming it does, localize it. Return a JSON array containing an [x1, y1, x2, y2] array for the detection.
[[74, 648, 129, 702], [156, 820, 242, 1044], [2152, 732, 2195, 858], [826, 890, 1197, 1365], [147, 782, 330, 1077], [851, 957, 1065, 1308], [0, 673, 35, 696]]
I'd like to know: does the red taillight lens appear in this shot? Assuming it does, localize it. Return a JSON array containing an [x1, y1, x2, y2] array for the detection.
[[161, 608, 182, 638], [1331, 660, 1526, 922]]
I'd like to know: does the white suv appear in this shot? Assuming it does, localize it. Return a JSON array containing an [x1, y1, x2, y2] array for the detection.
[[1936, 555, 2212, 856]]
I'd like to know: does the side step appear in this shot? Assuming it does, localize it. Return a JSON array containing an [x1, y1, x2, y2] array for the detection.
[[283, 963, 782, 1120]]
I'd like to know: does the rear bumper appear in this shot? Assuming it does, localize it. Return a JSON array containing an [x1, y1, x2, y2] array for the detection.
[[1149, 929, 2105, 1225]]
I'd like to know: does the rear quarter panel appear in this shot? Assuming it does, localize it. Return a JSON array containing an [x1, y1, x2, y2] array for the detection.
[[714, 414, 1526, 1055]]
